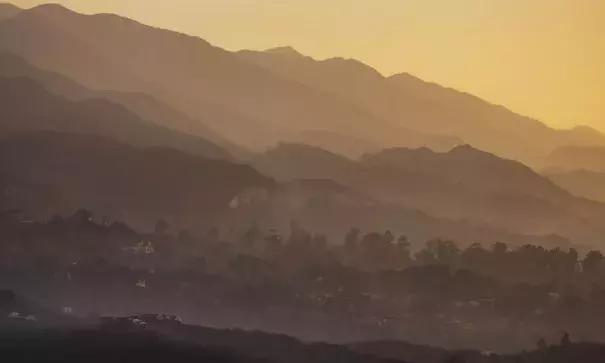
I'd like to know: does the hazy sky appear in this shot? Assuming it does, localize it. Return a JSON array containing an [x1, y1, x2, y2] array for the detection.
[[9, 0, 605, 131]]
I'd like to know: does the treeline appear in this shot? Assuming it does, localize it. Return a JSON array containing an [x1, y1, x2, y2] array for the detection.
[[2, 209, 605, 351]]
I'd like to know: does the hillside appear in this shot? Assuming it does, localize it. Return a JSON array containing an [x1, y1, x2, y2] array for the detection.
[[4, 4, 602, 163], [546, 170, 605, 203], [0, 3, 19, 21], [546, 146, 605, 173], [0, 52, 245, 156], [0, 132, 273, 229], [3, 319, 605, 363], [0, 76, 233, 161], [240, 47, 605, 164], [253, 143, 605, 244], [0, 4, 412, 154], [0, 4, 474, 158]]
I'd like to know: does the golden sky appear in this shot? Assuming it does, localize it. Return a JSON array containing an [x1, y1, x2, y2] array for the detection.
[[9, 0, 605, 131]]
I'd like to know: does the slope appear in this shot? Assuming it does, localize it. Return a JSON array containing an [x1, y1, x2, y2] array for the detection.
[[253, 143, 605, 244], [546, 145, 605, 173], [0, 77, 233, 161], [241, 47, 605, 164], [0, 4, 457, 155], [0, 2, 19, 21], [0, 132, 273, 229], [546, 170, 605, 203], [0, 51, 245, 156]]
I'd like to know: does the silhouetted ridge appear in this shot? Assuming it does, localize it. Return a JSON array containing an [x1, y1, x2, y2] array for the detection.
[[547, 169, 605, 203], [269, 142, 354, 162], [361, 145, 567, 199], [0, 52, 245, 155], [20, 3, 74, 19], [547, 145, 605, 172], [321, 57, 385, 78], [254, 141, 605, 243], [244, 44, 605, 164], [0, 131, 272, 228], [0, 3, 20, 20], [0, 5, 462, 157], [0, 77, 233, 161], [0, 51, 90, 96], [265, 46, 307, 58]]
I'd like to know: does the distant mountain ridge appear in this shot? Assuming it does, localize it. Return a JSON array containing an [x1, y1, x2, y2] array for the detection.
[[253, 143, 605, 244], [241, 46, 605, 164], [2, 3, 602, 163], [546, 170, 605, 203], [0, 3, 20, 21], [0, 4, 492, 159], [546, 145, 605, 173], [0, 52, 246, 157], [2, 2, 605, 247], [0, 76, 233, 161]]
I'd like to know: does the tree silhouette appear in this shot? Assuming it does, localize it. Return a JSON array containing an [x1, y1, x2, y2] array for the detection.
[[583, 251, 604, 274], [155, 219, 169, 235]]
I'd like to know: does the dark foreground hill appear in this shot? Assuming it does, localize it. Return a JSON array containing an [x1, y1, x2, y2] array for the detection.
[[2, 319, 605, 363], [0, 329, 264, 363], [0, 322, 405, 363]]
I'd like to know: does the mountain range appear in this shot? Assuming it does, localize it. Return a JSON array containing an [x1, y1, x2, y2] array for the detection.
[[545, 145, 605, 173], [253, 143, 605, 244], [240, 46, 605, 164], [0, 51, 245, 157], [2, 3, 605, 164], [1, 2, 605, 248], [0, 132, 272, 230], [0, 76, 233, 161]]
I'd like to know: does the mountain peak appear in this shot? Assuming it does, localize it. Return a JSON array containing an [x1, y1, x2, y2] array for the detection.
[[449, 144, 500, 159], [265, 46, 305, 58], [570, 125, 603, 136], [0, 2, 21, 20], [450, 143, 478, 153], [0, 2, 20, 11], [19, 3, 77, 20], [27, 3, 71, 13], [0, 2, 21, 11]]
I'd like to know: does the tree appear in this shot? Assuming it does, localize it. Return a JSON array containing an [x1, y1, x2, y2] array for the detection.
[[344, 228, 360, 251], [264, 232, 283, 258], [73, 209, 93, 224], [493, 241, 508, 254], [178, 230, 192, 243], [206, 226, 220, 243], [561, 331, 571, 346], [49, 214, 64, 225], [155, 219, 169, 235], [462, 243, 488, 272], [242, 224, 262, 253], [393, 235, 412, 267], [417, 239, 460, 266], [583, 251, 604, 275], [537, 337, 547, 350], [359, 232, 394, 271]]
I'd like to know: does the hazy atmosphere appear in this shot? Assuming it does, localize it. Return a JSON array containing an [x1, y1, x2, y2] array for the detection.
[[2, 1, 605, 362], [10, 0, 605, 130]]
